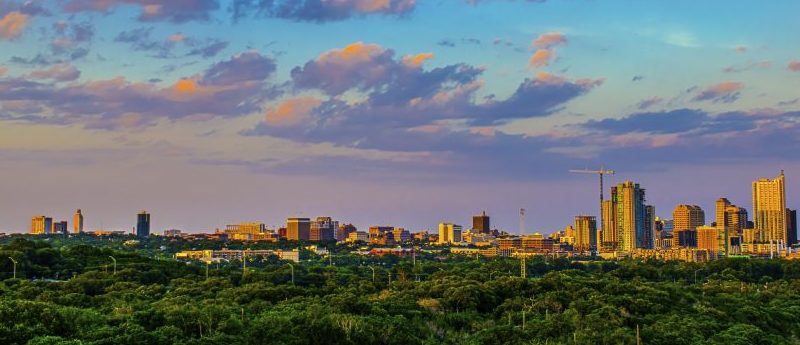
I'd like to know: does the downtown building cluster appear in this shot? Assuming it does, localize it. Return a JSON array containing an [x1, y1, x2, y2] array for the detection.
[[21, 172, 796, 263]]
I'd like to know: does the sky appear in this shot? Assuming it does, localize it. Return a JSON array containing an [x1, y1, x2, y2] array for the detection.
[[0, 0, 798, 234]]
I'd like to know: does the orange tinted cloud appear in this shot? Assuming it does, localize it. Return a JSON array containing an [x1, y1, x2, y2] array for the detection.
[[266, 97, 322, 127], [734, 45, 748, 54], [354, 0, 391, 12], [532, 32, 566, 49], [402, 53, 434, 67], [0, 65, 7, 77], [789, 61, 800, 72], [0, 11, 29, 40], [707, 81, 744, 94], [174, 79, 197, 93], [168, 32, 186, 43], [319, 42, 385, 64], [529, 49, 554, 67]]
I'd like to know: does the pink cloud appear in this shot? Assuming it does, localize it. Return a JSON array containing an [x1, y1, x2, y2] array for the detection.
[[693, 81, 744, 103], [788, 61, 800, 72], [0, 11, 29, 40], [532, 32, 567, 49], [529, 49, 555, 67], [734, 45, 748, 54]]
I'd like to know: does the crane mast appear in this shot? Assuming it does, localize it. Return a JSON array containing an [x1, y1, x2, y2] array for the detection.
[[569, 168, 616, 250]]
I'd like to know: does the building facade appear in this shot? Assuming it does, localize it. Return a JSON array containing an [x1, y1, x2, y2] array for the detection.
[[574, 215, 597, 252], [136, 211, 150, 237], [438, 223, 462, 244], [73, 209, 84, 234], [31, 215, 53, 235], [472, 211, 491, 234], [287, 218, 311, 241], [612, 181, 647, 252], [752, 171, 786, 243]]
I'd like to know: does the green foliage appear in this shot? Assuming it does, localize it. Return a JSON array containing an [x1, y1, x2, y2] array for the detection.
[[1, 238, 800, 344]]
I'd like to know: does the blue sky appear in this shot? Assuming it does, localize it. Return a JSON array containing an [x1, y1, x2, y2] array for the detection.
[[0, 0, 798, 234]]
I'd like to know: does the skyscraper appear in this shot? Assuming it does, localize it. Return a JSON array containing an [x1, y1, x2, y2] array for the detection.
[[287, 218, 311, 241], [53, 221, 68, 234], [715, 198, 748, 254], [611, 181, 647, 252], [752, 171, 786, 243], [136, 211, 150, 238], [643, 205, 656, 249], [574, 215, 597, 251], [31, 215, 52, 235], [73, 209, 84, 234], [438, 223, 462, 244], [472, 211, 490, 234], [673, 205, 705, 232]]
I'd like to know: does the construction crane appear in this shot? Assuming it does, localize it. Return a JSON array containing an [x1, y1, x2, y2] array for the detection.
[[569, 168, 615, 244]]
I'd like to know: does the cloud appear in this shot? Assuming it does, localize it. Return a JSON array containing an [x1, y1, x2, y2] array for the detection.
[[28, 63, 81, 82], [115, 27, 228, 59], [692, 81, 744, 103], [583, 109, 709, 135], [0, 51, 279, 129], [265, 97, 323, 126], [636, 97, 663, 110], [631, 75, 644, 82], [722, 60, 771, 73], [0, 11, 29, 40], [529, 49, 554, 67], [64, 0, 219, 23], [230, 0, 416, 23], [532, 32, 566, 49], [437, 39, 455, 47], [402, 53, 434, 67], [733, 45, 748, 54], [789, 61, 800, 72], [0, 65, 7, 77]]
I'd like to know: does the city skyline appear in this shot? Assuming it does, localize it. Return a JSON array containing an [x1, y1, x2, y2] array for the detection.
[[1, 1, 799, 233], [8, 171, 794, 239]]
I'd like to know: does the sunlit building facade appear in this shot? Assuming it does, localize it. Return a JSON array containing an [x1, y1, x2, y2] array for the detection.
[[752, 171, 786, 243]]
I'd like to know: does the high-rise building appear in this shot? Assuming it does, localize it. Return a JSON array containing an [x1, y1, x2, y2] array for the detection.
[[310, 217, 337, 241], [472, 211, 490, 234], [752, 171, 786, 243], [673, 205, 705, 232], [600, 199, 616, 249], [574, 215, 597, 251], [696, 225, 721, 252], [287, 218, 311, 241], [672, 204, 704, 248], [611, 181, 647, 252], [643, 205, 656, 249], [73, 209, 84, 234], [136, 211, 150, 237], [714, 198, 748, 254], [788, 209, 797, 246], [53, 221, 68, 234], [438, 223, 462, 245], [31, 215, 52, 235]]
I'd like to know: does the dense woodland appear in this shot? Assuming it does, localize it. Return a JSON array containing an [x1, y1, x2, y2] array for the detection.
[[1, 237, 800, 344]]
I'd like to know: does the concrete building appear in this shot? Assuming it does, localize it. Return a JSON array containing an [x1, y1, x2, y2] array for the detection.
[[346, 231, 369, 243], [438, 223, 462, 244], [601, 199, 616, 251], [788, 209, 797, 246], [753, 171, 787, 243], [73, 209, 84, 234], [136, 211, 150, 237], [336, 224, 357, 241], [31, 215, 52, 235], [287, 218, 311, 241]]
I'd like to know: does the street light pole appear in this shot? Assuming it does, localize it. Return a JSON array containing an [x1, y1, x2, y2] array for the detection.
[[108, 256, 116, 275], [8, 257, 17, 279], [287, 263, 294, 284], [369, 266, 376, 283]]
